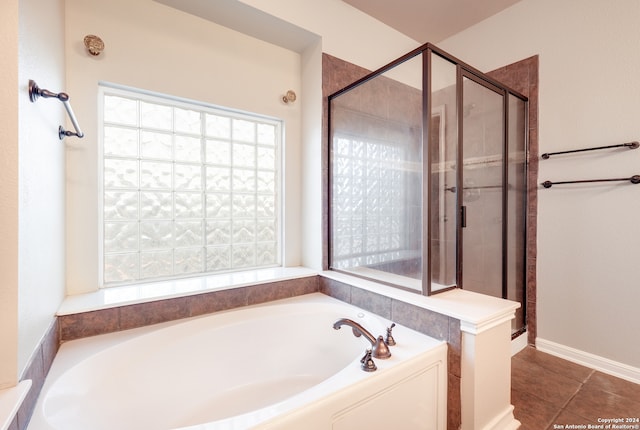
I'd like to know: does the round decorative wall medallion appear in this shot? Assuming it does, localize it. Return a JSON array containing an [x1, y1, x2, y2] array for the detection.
[[84, 35, 105, 56]]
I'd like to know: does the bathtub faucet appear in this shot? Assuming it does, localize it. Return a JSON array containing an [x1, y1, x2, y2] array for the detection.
[[332, 318, 391, 359]]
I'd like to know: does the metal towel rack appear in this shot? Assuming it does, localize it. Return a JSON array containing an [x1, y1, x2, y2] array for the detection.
[[541, 175, 640, 188], [444, 184, 510, 192], [28, 80, 84, 140], [541, 140, 639, 189], [541, 141, 638, 159]]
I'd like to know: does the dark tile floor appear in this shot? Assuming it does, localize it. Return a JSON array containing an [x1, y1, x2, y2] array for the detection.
[[512, 346, 640, 430]]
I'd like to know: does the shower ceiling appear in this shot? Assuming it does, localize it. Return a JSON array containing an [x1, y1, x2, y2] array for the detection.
[[342, 0, 522, 42]]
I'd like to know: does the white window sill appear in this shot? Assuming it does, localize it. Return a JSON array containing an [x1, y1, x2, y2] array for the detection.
[[57, 267, 318, 316]]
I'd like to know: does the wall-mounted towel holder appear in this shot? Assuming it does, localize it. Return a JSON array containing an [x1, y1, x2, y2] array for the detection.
[[28, 80, 84, 140], [541, 141, 638, 159], [541, 140, 639, 188], [541, 175, 640, 188]]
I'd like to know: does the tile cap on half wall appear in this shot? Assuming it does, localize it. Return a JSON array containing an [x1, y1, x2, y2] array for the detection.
[[0, 380, 31, 430]]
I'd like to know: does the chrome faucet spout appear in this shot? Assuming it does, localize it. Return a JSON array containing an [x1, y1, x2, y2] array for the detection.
[[333, 318, 392, 359], [332, 318, 377, 345]]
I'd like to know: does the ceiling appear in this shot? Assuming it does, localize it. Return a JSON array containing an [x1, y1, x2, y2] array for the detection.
[[156, 0, 523, 52], [342, 0, 522, 42]]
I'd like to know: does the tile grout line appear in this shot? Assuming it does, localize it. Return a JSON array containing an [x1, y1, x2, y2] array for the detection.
[[582, 369, 596, 385], [546, 410, 565, 430], [559, 370, 592, 410], [544, 370, 595, 429], [557, 369, 597, 423]]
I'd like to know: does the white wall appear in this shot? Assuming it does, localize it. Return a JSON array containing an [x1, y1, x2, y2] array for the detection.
[[16, 0, 67, 380], [440, 0, 640, 368], [0, 0, 20, 390], [64, 0, 305, 294], [299, 39, 324, 270], [0, 0, 66, 384], [238, 0, 419, 72]]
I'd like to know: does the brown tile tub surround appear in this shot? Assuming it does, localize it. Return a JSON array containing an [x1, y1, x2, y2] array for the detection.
[[11, 319, 59, 430], [59, 275, 320, 342]]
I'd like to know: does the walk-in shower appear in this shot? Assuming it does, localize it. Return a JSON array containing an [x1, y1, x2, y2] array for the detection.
[[328, 43, 528, 335]]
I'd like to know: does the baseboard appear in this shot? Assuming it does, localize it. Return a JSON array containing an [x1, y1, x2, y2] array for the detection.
[[511, 332, 528, 356], [481, 405, 521, 430], [536, 338, 640, 384]]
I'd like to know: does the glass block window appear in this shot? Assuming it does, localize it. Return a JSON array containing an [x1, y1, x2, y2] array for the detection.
[[331, 135, 407, 269], [100, 86, 281, 286]]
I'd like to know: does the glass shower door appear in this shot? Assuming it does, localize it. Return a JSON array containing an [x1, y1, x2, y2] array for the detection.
[[507, 94, 527, 334], [327, 44, 529, 337], [329, 54, 424, 292], [460, 75, 505, 298]]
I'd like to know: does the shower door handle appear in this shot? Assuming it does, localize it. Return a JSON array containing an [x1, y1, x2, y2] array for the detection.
[[461, 205, 467, 228]]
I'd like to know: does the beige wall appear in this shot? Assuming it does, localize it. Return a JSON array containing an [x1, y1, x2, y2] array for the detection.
[[440, 0, 640, 368], [0, 0, 20, 390]]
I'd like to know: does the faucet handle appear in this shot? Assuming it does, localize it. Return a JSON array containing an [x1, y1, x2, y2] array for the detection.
[[360, 349, 377, 372], [385, 323, 396, 346]]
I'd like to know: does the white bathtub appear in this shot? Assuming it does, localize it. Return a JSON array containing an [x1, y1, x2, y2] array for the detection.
[[28, 293, 447, 430]]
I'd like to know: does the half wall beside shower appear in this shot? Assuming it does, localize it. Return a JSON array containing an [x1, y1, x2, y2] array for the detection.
[[328, 43, 528, 335]]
